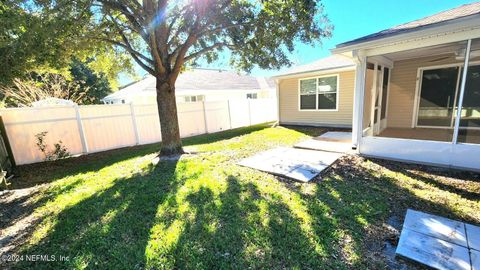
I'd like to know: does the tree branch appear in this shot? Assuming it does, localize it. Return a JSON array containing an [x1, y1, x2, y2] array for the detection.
[[184, 42, 230, 62]]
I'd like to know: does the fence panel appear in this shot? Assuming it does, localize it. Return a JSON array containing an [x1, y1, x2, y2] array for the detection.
[[229, 99, 251, 129], [132, 104, 161, 144], [1, 98, 277, 165], [250, 99, 277, 125], [2, 106, 83, 164], [79, 105, 137, 153], [204, 101, 231, 133], [177, 102, 206, 137]]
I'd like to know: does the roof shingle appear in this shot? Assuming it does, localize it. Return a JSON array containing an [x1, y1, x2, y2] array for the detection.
[[337, 2, 480, 48], [274, 55, 355, 77]]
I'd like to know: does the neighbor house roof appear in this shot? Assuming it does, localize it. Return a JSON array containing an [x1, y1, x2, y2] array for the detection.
[[273, 55, 356, 78], [103, 68, 274, 101], [336, 2, 480, 48]]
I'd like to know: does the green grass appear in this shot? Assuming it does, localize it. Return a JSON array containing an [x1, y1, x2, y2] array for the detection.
[[7, 124, 480, 269]]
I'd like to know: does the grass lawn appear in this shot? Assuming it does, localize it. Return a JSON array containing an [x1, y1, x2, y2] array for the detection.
[[2, 124, 480, 269]]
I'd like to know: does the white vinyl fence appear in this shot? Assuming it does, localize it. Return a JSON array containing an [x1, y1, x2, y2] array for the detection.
[[1, 98, 277, 165]]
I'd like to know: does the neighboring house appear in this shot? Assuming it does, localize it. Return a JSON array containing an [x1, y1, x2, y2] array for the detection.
[[31, 98, 77, 107], [275, 2, 480, 171], [102, 68, 275, 104]]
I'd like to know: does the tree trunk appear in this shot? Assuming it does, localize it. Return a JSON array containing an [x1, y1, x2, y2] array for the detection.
[[156, 77, 184, 156]]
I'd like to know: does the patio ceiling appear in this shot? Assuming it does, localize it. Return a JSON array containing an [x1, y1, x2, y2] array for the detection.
[[377, 40, 480, 62]]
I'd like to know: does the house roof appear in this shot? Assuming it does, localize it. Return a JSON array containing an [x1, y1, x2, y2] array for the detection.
[[336, 2, 480, 48], [273, 55, 356, 78], [103, 68, 274, 101]]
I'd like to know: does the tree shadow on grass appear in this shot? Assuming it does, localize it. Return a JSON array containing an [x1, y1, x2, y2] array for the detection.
[[11, 123, 271, 189], [293, 156, 480, 268], [370, 159, 480, 201], [11, 158, 186, 270], [155, 175, 343, 270]]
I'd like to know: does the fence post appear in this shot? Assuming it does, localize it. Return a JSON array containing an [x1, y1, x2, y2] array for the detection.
[[130, 102, 140, 145], [227, 100, 232, 130], [248, 99, 252, 126], [74, 105, 89, 153], [202, 101, 209, 133]]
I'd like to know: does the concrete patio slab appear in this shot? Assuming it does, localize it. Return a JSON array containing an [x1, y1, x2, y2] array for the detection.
[[472, 249, 480, 270], [466, 223, 480, 251], [317, 131, 352, 142], [396, 228, 471, 270], [294, 132, 352, 153], [238, 147, 343, 182], [396, 209, 480, 270], [402, 209, 467, 247]]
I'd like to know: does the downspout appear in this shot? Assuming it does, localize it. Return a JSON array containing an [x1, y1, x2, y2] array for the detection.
[[274, 78, 281, 126], [352, 50, 367, 151]]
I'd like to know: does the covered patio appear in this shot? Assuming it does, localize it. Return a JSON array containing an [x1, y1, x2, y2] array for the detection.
[[362, 39, 480, 144], [333, 14, 480, 171]]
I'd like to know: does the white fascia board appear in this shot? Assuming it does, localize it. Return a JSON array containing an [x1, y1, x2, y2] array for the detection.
[[331, 16, 480, 55], [272, 66, 356, 80], [175, 89, 263, 95]]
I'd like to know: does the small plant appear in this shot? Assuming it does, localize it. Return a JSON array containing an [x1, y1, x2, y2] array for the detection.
[[35, 131, 70, 161]]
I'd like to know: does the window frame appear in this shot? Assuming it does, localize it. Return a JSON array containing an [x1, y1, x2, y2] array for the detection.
[[298, 74, 339, 111], [183, 95, 205, 103]]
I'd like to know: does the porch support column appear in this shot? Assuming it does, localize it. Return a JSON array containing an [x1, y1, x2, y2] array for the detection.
[[352, 51, 367, 150], [452, 39, 472, 144]]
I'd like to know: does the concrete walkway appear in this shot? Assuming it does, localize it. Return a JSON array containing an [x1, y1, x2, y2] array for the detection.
[[294, 131, 353, 153], [238, 132, 353, 182]]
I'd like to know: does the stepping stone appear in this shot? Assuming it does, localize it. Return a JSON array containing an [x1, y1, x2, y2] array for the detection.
[[402, 209, 467, 247], [472, 249, 480, 270], [396, 228, 471, 270], [318, 131, 352, 141], [466, 223, 480, 251], [238, 147, 343, 182], [294, 132, 352, 153]]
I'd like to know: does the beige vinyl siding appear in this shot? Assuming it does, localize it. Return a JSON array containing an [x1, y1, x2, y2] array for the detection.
[[278, 70, 355, 127], [387, 55, 464, 128]]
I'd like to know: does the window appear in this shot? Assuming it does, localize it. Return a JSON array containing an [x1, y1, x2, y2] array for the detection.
[[183, 95, 205, 102], [246, 93, 257, 99], [299, 75, 338, 110]]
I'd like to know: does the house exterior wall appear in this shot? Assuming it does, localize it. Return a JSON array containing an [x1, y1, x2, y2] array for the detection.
[[387, 55, 463, 128], [278, 70, 355, 127]]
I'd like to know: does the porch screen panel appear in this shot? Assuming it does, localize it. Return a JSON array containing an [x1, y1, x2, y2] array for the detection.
[[417, 67, 459, 127], [458, 39, 480, 144], [381, 68, 389, 120]]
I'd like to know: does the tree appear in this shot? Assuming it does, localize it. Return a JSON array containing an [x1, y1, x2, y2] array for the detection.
[[69, 59, 113, 104], [1, 74, 91, 107], [92, 0, 332, 156], [0, 1, 133, 88]]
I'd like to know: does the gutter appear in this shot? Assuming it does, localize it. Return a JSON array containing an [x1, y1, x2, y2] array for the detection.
[[272, 65, 356, 80], [332, 15, 480, 54]]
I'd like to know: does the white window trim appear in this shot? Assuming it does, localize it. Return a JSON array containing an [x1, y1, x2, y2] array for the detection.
[[413, 60, 480, 129], [298, 74, 340, 112]]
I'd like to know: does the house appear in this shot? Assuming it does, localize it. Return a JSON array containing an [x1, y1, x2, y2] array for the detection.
[[275, 2, 480, 171], [32, 98, 77, 107], [274, 54, 356, 127], [102, 68, 275, 104]]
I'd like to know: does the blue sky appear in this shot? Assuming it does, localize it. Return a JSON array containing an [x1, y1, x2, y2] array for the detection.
[[119, 0, 478, 85]]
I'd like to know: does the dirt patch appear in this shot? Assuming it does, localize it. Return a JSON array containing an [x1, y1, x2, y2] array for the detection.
[[0, 186, 44, 258], [324, 154, 480, 269]]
